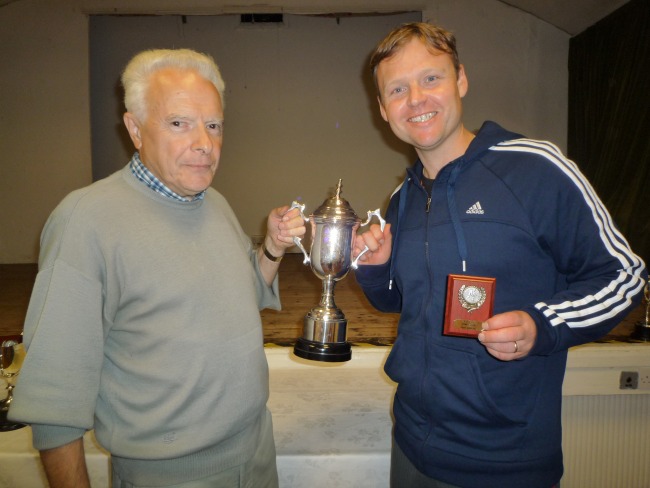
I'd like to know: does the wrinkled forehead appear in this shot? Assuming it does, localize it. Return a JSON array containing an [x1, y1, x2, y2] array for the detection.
[[147, 68, 223, 112]]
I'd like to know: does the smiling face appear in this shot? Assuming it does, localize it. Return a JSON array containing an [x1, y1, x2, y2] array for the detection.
[[376, 38, 470, 170], [123, 68, 224, 197]]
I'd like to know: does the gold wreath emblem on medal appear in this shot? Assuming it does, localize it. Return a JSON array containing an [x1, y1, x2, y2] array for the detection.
[[458, 285, 486, 313]]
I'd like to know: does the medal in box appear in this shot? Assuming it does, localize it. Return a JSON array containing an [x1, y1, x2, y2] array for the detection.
[[443, 274, 496, 338]]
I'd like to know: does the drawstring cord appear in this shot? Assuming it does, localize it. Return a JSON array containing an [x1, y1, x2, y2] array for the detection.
[[389, 178, 411, 290], [446, 162, 469, 272], [389, 160, 469, 291]]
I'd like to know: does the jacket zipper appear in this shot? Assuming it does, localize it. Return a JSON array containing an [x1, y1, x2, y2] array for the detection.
[[422, 181, 435, 436]]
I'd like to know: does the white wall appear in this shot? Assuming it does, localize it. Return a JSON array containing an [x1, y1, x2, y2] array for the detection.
[[89, 12, 422, 241], [0, 0, 92, 262], [0, 0, 569, 263]]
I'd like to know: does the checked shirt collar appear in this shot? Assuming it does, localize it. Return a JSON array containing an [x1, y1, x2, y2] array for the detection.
[[129, 152, 205, 202]]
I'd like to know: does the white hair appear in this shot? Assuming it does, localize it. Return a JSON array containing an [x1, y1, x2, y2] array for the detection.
[[121, 48, 226, 121]]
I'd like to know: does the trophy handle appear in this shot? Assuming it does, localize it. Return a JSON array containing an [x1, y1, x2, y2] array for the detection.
[[288, 201, 310, 265], [351, 209, 386, 269]]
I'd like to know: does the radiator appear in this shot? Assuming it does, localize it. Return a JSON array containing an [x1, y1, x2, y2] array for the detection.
[[562, 393, 650, 487]]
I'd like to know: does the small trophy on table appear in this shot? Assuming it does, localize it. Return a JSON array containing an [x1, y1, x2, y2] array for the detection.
[[0, 336, 27, 431], [630, 280, 650, 342]]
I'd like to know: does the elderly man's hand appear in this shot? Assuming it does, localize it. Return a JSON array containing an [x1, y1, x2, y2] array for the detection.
[[263, 205, 306, 258], [477, 311, 537, 361]]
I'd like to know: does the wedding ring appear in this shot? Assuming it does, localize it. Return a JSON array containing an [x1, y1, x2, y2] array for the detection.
[[513, 341, 519, 353]]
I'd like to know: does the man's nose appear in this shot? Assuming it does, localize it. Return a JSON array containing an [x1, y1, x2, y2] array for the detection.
[[192, 127, 213, 154], [407, 84, 425, 107]]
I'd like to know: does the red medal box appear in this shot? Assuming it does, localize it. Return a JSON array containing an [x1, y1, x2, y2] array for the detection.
[[443, 274, 496, 338]]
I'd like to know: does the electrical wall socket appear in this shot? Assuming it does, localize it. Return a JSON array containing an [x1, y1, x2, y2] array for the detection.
[[619, 370, 650, 390], [620, 371, 638, 389], [639, 368, 650, 390]]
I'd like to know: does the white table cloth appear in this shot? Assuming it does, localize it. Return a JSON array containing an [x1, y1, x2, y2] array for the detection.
[[267, 346, 395, 488], [0, 347, 396, 488]]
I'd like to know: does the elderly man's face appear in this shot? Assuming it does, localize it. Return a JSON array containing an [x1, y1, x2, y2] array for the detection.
[[123, 68, 224, 197]]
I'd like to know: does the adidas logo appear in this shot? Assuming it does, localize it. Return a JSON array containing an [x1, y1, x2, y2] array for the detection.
[[466, 202, 485, 215]]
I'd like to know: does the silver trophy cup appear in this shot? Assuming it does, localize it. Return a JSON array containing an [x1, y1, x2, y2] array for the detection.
[[291, 179, 385, 362]]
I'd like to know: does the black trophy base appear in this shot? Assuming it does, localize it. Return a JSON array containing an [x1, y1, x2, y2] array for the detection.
[[630, 323, 650, 342], [0, 408, 26, 431], [293, 338, 352, 362]]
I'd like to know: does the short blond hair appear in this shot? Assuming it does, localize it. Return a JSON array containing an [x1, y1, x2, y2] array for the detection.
[[370, 23, 460, 92]]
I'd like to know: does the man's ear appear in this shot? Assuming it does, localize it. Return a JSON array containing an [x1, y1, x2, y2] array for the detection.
[[378, 96, 388, 122], [123, 112, 143, 149], [457, 64, 469, 99]]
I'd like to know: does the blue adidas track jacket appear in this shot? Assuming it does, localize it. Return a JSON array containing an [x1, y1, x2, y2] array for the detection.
[[355, 121, 647, 488]]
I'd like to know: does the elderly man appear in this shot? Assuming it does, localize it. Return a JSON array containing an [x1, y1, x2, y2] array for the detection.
[[353, 23, 647, 488], [9, 49, 305, 488]]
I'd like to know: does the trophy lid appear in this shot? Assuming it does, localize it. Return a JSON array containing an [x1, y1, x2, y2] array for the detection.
[[312, 179, 360, 223]]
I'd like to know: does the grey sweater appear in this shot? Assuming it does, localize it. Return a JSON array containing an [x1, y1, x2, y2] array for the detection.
[[10, 164, 280, 484]]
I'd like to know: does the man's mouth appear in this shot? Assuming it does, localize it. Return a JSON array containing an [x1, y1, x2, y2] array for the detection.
[[187, 158, 216, 169], [408, 112, 437, 123]]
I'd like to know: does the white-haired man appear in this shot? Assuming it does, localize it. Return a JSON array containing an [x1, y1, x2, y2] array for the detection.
[[10, 48, 304, 488]]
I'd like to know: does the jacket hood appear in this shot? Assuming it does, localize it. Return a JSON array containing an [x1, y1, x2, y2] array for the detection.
[[466, 121, 523, 160], [390, 121, 524, 283]]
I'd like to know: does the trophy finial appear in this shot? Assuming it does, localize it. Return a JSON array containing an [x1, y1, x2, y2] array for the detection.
[[335, 179, 342, 199]]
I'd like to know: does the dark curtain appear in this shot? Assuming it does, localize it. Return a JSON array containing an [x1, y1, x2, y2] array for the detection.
[[568, 0, 650, 265]]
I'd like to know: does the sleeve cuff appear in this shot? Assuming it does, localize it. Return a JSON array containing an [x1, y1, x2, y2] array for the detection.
[[252, 249, 281, 310], [522, 305, 556, 356], [31, 424, 87, 451], [354, 262, 391, 287]]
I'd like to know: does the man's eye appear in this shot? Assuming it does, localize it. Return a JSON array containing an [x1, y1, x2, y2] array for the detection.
[[391, 87, 405, 95], [425, 75, 438, 83]]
